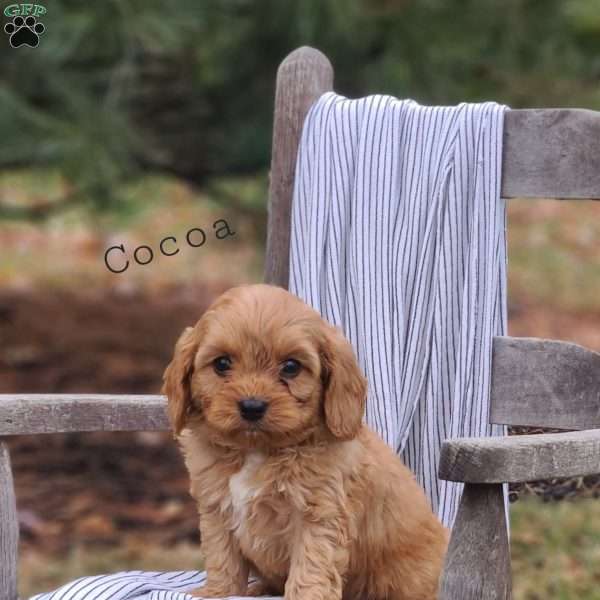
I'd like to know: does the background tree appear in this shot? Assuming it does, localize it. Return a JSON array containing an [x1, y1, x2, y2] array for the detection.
[[1, 0, 599, 220]]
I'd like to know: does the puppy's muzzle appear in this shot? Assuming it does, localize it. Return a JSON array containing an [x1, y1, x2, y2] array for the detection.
[[238, 397, 268, 422]]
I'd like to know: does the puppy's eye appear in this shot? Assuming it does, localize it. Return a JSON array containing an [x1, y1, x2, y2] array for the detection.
[[213, 355, 232, 375], [280, 359, 301, 379]]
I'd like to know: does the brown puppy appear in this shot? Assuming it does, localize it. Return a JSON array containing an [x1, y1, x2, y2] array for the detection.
[[163, 284, 448, 600]]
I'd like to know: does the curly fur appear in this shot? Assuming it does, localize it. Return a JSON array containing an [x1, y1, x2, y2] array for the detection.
[[162, 284, 448, 600]]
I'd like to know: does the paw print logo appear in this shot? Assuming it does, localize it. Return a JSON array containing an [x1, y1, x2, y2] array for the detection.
[[4, 15, 45, 48]]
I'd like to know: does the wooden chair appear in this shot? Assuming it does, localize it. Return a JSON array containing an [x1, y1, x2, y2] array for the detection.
[[1, 46, 599, 600]]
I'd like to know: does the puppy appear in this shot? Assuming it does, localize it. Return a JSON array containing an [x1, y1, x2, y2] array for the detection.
[[162, 284, 448, 600]]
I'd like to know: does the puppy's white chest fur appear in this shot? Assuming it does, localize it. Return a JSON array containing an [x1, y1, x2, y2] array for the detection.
[[228, 451, 265, 536]]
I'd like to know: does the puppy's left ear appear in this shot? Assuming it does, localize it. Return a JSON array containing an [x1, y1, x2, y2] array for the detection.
[[320, 324, 367, 440], [162, 326, 199, 436]]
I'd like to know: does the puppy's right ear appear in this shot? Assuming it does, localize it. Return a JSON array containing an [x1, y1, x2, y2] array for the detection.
[[162, 326, 198, 436]]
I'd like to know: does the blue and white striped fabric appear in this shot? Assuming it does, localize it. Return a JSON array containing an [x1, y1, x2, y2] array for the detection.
[[30, 571, 207, 600], [30, 572, 282, 600], [31, 92, 507, 600], [290, 92, 508, 529]]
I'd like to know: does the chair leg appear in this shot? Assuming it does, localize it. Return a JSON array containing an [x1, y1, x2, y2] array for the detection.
[[0, 441, 19, 600], [438, 483, 511, 600]]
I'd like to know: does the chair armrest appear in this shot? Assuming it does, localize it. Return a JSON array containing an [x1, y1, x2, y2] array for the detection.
[[0, 394, 169, 435], [439, 429, 600, 483]]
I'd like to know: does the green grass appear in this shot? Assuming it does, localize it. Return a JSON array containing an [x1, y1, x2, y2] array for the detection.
[[19, 498, 600, 600], [511, 497, 600, 600]]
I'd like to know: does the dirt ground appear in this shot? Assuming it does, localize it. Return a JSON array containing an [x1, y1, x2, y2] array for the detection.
[[0, 285, 223, 555], [0, 284, 228, 394], [1, 286, 599, 556]]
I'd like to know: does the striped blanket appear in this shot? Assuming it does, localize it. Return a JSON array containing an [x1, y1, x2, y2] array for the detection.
[[289, 92, 508, 528]]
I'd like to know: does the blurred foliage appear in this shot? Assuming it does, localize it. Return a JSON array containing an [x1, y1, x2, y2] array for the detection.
[[1, 0, 600, 219]]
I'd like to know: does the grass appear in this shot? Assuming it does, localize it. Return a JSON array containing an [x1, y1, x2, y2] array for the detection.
[[19, 498, 600, 600], [511, 497, 600, 600]]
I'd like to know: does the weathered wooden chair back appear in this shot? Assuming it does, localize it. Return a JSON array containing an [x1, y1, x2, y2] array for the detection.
[[1, 46, 599, 600]]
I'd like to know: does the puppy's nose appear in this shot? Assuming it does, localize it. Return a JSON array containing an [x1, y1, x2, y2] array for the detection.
[[238, 397, 268, 421]]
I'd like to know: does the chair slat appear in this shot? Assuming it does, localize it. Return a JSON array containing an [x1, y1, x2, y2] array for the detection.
[[264, 46, 334, 289], [491, 337, 600, 430], [0, 394, 168, 435]]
